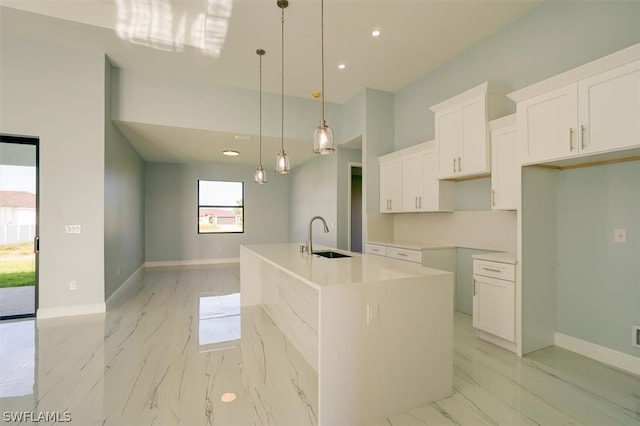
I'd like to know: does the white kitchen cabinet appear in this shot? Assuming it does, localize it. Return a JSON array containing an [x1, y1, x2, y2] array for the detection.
[[379, 156, 402, 213], [490, 115, 519, 210], [472, 255, 516, 347], [387, 246, 423, 263], [431, 82, 511, 180], [365, 243, 387, 257], [402, 148, 455, 212], [578, 60, 640, 155], [379, 141, 454, 213], [510, 52, 640, 166]]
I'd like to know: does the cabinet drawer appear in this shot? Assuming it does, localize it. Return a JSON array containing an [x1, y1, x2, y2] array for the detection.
[[473, 260, 515, 281], [366, 244, 387, 257], [387, 247, 422, 263]]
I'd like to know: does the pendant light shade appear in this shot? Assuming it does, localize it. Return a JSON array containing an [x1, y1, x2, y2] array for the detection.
[[313, 0, 335, 154], [313, 121, 334, 154], [255, 48, 267, 184], [275, 0, 291, 174], [254, 165, 266, 184]]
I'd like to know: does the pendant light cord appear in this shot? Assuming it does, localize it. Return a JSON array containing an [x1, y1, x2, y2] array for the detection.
[[256, 48, 265, 169], [320, 0, 325, 124], [281, 4, 285, 153]]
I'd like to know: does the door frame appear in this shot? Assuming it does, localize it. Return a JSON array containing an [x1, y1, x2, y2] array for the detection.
[[0, 134, 39, 319]]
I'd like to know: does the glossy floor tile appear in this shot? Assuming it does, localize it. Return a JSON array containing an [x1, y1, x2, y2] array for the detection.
[[0, 264, 638, 425]]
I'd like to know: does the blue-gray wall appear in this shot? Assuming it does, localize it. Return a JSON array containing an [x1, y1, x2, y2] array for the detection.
[[1, 32, 106, 313], [390, 0, 640, 355], [288, 154, 338, 248], [145, 162, 289, 262], [556, 162, 640, 357], [394, 1, 640, 150], [104, 59, 145, 300]]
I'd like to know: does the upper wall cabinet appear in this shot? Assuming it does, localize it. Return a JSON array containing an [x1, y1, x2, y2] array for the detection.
[[490, 114, 519, 211], [509, 44, 640, 166], [431, 82, 512, 180], [379, 141, 455, 214], [379, 157, 402, 213]]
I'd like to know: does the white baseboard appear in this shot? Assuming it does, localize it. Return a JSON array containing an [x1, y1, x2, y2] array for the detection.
[[37, 303, 106, 319], [477, 329, 517, 354], [106, 264, 145, 309], [555, 332, 640, 376], [144, 258, 240, 268]]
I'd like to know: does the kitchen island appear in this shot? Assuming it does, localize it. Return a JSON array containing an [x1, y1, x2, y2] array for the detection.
[[240, 243, 454, 425]]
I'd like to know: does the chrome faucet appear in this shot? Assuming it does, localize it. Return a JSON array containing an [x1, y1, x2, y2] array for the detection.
[[307, 216, 329, 254]]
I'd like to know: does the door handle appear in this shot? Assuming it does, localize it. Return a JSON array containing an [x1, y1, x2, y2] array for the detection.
[[34, 236, 40, 254]]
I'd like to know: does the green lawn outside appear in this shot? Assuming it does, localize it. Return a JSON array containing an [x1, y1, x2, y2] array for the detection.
[[0, 242, 35, 288]]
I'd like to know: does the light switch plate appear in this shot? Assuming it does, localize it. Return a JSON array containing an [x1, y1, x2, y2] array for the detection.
[[65, 224, 82, 234]]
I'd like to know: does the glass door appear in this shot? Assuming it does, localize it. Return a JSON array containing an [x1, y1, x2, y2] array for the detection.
[[0, 135, 38, 319]]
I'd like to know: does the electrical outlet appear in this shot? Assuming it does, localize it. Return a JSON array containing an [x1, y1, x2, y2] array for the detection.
[[366, 304, 379, 325], [69, 280, 77, 290], [614, 228, 627, 243]]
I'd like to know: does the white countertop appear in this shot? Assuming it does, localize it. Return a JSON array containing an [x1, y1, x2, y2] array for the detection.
[[242, 243, 451, 290], [472, 252, 517, 264]]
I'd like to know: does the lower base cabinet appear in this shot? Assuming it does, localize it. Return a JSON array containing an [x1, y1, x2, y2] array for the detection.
[[472, 256, 516, 344]]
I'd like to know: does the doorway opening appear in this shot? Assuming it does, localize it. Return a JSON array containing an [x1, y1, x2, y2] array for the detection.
[[349, 164, 363, 252], [0, 134, 39, 320]]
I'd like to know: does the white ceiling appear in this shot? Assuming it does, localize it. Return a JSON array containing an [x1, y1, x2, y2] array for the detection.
[[0, 0, 542, 166]]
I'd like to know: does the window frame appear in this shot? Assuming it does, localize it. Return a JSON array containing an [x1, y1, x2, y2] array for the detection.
[[197, 179, 245, 234]]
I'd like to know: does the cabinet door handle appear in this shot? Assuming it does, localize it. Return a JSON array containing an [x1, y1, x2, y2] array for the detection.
[[415, 196, 418, 209], [458, 156, 462, 172], [418, 196, 422, 209], [452, 157, 456, 173], [481, 266, 502, 273], [390, 199, 392, 210], [397, 252, 408, 257], [569, 128, 575, 151], [492, 190, 496, 207], [580, 125, 586, 149], [473, 278, 476, 296]]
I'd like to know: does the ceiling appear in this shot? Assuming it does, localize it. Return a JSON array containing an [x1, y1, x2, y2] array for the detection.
[[0, 0, 542, 167]]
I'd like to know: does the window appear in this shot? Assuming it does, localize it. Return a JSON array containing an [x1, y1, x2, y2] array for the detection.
[[198, 180, 244, 234]]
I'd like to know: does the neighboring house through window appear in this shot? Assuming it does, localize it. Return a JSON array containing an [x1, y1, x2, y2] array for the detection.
[[197, 180, 244, 234]]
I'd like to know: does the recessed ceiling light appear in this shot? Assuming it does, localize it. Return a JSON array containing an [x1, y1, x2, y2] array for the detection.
[[222, 150, 240, 156], [371, 29, 381, 37], [338, 63, 346, 70]]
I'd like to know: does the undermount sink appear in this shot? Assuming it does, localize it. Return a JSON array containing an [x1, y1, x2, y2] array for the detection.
[[313, 251, 351, 259]]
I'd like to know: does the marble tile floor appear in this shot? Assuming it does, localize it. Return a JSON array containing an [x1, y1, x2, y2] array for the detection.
[[0, 264, 638, 425]]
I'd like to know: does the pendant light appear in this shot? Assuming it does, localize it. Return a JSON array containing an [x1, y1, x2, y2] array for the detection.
[[254, 48, 267, 184], [275, 0, 291, 174], [312, 0, 335, 154]]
